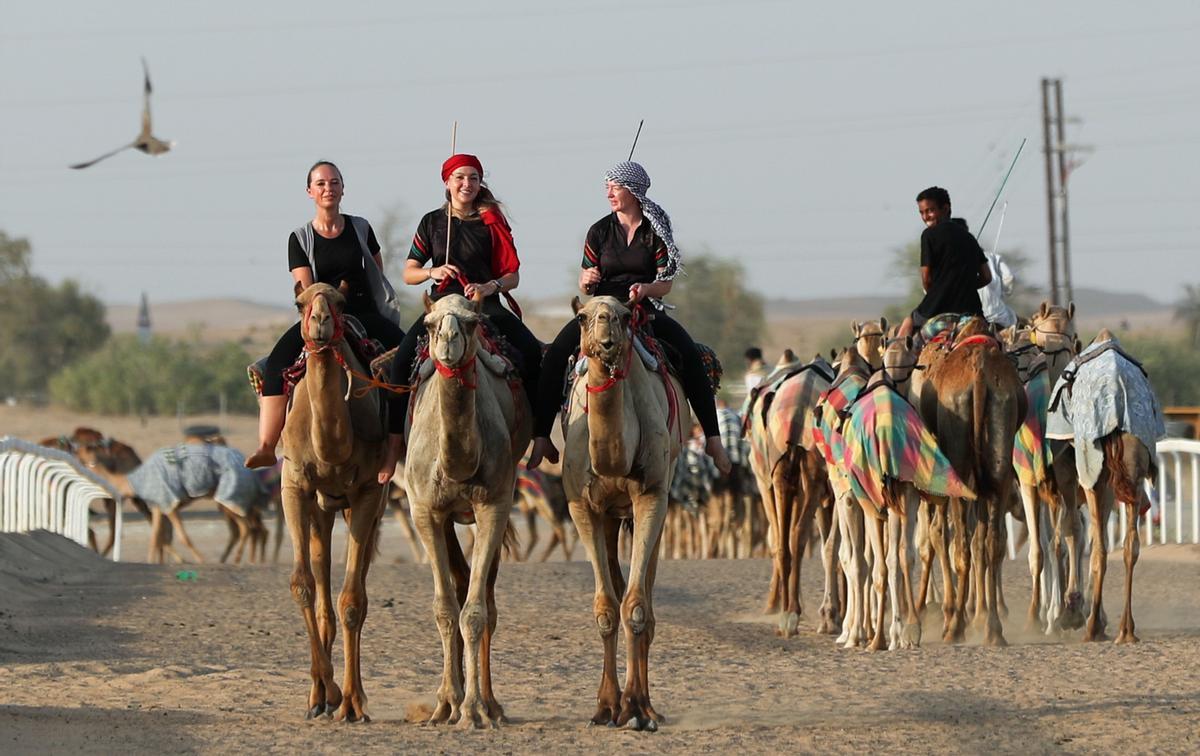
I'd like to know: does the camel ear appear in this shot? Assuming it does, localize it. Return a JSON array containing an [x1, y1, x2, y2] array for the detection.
[[337, 279, 351, 298], [850, 320, 860, 336], [830, 348, 837, 362], [1039, 300, 1049, 318], [903, 335, 913, 351], [1067, 301, 1075, 320], [422, 292, 434, 314], [879, 316, 888, 334], [571, 296, 584, 315], [471, 291, 484, 312], [1074, 337, 1082, 354], [293, 281, 304, 298]]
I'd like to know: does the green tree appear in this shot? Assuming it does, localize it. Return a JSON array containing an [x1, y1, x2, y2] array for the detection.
[[1174, 283, 1200, 348], [0, 232, 110, 399], [669, 251, 765, 381], [1118, 333, 1200, 406]]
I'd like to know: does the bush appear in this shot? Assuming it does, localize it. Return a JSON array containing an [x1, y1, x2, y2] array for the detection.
[[1118, 334, 1200, 407], [49, 335, 259, 415]]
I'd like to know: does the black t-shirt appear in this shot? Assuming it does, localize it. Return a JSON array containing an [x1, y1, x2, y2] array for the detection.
[[408, 209, 495, 299], [916, 218, 987, 318], [582, 213, 669, 298], [287, 215, 381, 314]]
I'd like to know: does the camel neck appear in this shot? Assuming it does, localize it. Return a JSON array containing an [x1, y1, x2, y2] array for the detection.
[[586, 363, 633, 477], [435, 366, 481, 482], [306, 350, 353, 465]]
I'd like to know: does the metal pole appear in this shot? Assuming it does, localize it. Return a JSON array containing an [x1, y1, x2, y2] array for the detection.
[[1054, 79, 1074, 306], [1041, 78, 1060, 305]]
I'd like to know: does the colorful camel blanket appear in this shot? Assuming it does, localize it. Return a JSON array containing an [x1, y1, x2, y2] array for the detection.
[[1012, 364, 1052, 488], [128, 443, 268, 516], [746, 361, 833, 474], [812, 373, 868, 498], [841, 384, 976, 510], [1045, 336, 1165, 491]]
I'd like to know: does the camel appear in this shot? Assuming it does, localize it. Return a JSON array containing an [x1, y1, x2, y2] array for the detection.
[[561, 296, 687, 731], [1045, 329, 1164, 643], [813, 348, 873, 648], [840, 336, 975, 650], [514, 467, 575, 562], [400, 293, 531, 728], [278, 282, 387, 722], [852, 318, 887, 370], [920, 317, 1026, 646], [39, 429, 160, 558], [745, 352, 837, 637]]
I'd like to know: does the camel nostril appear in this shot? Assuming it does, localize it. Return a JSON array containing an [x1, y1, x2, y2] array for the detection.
[[600, 339, 614, 350]]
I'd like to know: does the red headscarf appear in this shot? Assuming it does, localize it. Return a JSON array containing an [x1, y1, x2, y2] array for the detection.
[[441, 153, 484, 182]]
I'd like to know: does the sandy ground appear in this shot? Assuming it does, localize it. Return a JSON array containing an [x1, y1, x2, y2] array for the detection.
[[2, 523, 1198, 755]]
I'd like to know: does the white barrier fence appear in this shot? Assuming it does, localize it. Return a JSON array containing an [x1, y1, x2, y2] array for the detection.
[[0, 436, 124, 561], [1007, 437, 1200, 558]]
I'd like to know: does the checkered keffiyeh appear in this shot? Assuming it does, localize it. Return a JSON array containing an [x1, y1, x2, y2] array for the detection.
[[718, 407, 748, 467], [604, 161, 681, 280], [840, 384, 975, 510]]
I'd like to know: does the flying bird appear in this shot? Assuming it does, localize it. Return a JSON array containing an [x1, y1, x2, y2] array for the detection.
[[69, 58, 174, 170]]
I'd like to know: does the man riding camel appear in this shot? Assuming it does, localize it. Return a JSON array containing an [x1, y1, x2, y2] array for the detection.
[[897, 186, 992, 337]]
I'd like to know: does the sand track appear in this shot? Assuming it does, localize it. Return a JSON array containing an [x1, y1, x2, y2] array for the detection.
[[2, 530, 1198, 754]]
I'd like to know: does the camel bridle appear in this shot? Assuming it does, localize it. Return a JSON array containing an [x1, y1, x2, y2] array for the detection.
[[429, 311, 480, 391]]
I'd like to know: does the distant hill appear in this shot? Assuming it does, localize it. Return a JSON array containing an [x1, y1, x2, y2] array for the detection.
[[107, 298, 296, 336]]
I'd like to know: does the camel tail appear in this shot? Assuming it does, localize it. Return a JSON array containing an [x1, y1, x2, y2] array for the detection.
[[1102, 432, 1141, 508], [971, 368, 989, 499]]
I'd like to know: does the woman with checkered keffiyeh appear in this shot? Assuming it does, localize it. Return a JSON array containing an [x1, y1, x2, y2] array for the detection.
[[526, 161, 730, 475]]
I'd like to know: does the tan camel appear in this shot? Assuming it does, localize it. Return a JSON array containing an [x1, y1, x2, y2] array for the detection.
[[746, 353, 836, 637], [398, 293, 531, 728], [852, 318, 886, 369], [920, 317, 1025, 645], [279, 282, 387, 722], [562, 296, 687, 731]]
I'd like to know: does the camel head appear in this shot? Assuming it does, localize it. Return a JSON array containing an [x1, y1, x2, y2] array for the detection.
[[880, 335, 918, 389], [999, 325, 1044, 381], [1031, 300, 1077, 345], [951, 316, 993, 344], [296, 282, 347, 351], [832, 346, 871, 380], [574, 295, 632, 371], [851, 318, 887, 368], [424, 293, 482, 369]]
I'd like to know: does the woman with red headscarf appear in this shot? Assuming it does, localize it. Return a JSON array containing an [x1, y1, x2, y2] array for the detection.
[[377, 154, 541, 480]]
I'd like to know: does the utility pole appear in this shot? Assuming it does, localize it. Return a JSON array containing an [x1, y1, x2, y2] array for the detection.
[[1041, 77, 1091, 306], [1041, 78, 1059, 305]]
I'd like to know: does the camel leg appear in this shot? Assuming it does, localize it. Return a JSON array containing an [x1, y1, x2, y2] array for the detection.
[[1116, 496, 1142, 644], [1083, 486, 1110, 641], [411, 506, 466, 725], [272, 498, 286, 563], [984, 500, 1008, 647], [753, 467, 782, 614], [521, 504, 537, 562], [456, 500, 512, 729], [914, 496, 933, 615], [101, 499, 117, 557], [309, 508, 338, 704], [1043, 494, 1065, 634], [392, 498, 425, 564], [233, 514, 252, 565], [219, 505, 239, 563], [479, 541, 504, 723], [616, 491, 667, 731], [969, 501, 988, 635], [776, 462, 802, 637], [1019, 483, 1044, 631], [282, 489, 341, 719], [947, 498, 970, 642], [1062, 491, 1086, 630], [864, 510, 888, 652], [167, 509, 205, 563], [569, 501, 622, 726], [817, 501, 841, 635], [148, 508, 164, 564], [896, 488, 921, 648], [335, 493, 385, 723], [835, 492, 864, 648], [994, 509, 1010, 620], [769, 464, 796, 630]]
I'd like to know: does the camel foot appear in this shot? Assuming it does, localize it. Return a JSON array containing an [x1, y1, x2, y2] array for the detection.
[[899, 622, 922, 649], [306, 702, 337, 720], [335, 697, 370, 724], [776, 611, 800, 638], [1084, 616, 1108, 642], [589, 704, 619, 727], [1115, 629, 1140, 645], [817, 607, 841, 635], [426, 696, 460, 725], [455, 698, 498, 730], [616, 699, 661, 731], [624, 715, 658, 732], [1061, 594, 1085, 630]]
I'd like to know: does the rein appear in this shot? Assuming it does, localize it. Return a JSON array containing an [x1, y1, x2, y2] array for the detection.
[[302, 292, 412, 398], [434, 353, 478, 390]]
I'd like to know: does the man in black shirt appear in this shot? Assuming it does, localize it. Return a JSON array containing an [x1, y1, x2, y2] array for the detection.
[[898, 186, 992, 337]]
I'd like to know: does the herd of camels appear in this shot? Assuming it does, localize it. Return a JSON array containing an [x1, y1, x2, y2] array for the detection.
[[38, 282, 1162, 730]]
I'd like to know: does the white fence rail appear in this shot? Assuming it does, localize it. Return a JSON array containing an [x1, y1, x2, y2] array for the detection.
[[0, 436, 124, 561]]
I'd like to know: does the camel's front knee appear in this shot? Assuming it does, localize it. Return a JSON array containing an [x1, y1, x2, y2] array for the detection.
[[434, 599, 459, 636], [593, 596, 619, 638], [290, 570, 316, 608], [459, 602, 486, 642], [623, 598, 650, 636]]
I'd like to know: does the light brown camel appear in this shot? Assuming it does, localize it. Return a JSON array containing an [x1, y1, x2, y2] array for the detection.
[[920, 317, 1025, 646], [745, 353, 836, 638], [279, 282, 387, 722], [398, 293, 531, 728], [562, 296, 687, 731]]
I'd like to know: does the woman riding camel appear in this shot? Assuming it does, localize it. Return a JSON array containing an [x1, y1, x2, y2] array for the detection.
[[376, 153, 542, 482], [526, 160, 731, 474], [247, 160, 405, 469]]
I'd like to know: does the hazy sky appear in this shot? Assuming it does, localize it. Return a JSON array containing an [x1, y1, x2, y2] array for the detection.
[[4, 1, 1198, 309]]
